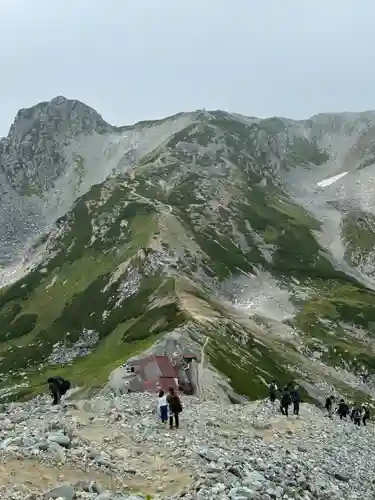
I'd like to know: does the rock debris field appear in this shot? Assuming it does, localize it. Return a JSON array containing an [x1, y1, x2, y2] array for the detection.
[[0, 391, 374, 499]]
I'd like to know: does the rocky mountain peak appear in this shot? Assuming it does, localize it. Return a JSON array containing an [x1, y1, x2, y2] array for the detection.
[[6, 95, 111, 142], [0, 96, 112, 193]]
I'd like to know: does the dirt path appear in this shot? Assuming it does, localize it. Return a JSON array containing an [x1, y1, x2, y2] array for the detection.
[[74, 425, 192, 495], [71, 405, 193, 496], [0, 414, 193, 498], [0, 456, 122, 493]]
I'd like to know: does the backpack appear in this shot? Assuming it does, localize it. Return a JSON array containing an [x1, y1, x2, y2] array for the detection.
[[169, 395, 183, 413], [281, 392, 291, 406], [175, 397, 183, 413], [54, 376, 71, 393], [269, 383, 276, 395], [353, 409, 361, 419], [338, 403, 348, 415]]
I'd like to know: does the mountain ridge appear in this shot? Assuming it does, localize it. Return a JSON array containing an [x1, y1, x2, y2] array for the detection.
[[2, 96, 375, 404]]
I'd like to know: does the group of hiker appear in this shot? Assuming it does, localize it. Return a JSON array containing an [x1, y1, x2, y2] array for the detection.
[[47, 375, 183, 430], [268, 380, 371, 427], [325, 395, 370, 426], [157, 387, 183, 429], [47, 374, 370, 432], [268, 380, 301, 416]]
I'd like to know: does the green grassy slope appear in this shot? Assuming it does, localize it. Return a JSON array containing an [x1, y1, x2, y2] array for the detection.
[[2, 113, 375, 403]]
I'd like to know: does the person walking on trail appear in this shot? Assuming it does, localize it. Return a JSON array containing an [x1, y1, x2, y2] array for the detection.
[[337, 399, 349, 420], [47, 376, 71, 405], [158, 390, 169, 424], [268, 380, 278, 404], [280, 387, 291, 417], [325, 395, 334, 418], [352, 406, 362, 426], [290, 385, 301, 416], [362, 406, 370, 426], [167, 387, 182, 429]]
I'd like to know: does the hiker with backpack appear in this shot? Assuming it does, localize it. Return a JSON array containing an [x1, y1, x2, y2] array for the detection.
[[280, 386, 291, 417], [167, 387, 182, 429], [268, 380, 278, 404], [337, 399, 349, 420], [351, 405, 362, 426], [362, 406, 370, 426], [47, 376, 71, 405], [325, 395, 335, 418], [290, 385, 301, 416]]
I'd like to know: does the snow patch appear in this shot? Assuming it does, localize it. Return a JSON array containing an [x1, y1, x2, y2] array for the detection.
[[316, 171, 348, 187]]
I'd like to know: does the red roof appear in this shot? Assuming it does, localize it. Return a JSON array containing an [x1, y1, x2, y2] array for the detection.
[[154, 356, 178, 377], [137, 355, 178, 380], [131, 355, 179, 393]]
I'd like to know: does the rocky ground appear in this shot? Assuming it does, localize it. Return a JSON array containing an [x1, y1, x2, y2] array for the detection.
[[0, 391, 374, 500]]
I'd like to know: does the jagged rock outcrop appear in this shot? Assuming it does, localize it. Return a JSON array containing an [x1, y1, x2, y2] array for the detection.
[[0, 97, 112, 266], [1, 95, 111, 192]]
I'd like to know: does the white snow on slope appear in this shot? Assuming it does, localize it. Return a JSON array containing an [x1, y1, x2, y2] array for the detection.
[[316, 171, 348, 187]]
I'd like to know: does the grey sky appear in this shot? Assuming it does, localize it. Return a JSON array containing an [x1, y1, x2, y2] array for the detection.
[[0, 0, 374, 136]]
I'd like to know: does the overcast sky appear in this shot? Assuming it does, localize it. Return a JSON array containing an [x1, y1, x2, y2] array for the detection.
[[0, 0, 374, 136]]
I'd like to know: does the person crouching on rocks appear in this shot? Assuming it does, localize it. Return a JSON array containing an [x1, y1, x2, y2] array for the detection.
[[47, 376, 71, 405], [167, 387, 182, 429], [158, 390, 169, 424], [325, 395, 334, 418], [280, 387, 291, 417]]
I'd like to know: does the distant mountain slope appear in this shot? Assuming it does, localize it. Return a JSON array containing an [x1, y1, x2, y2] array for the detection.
[[0, 96, 195, 266], [2, 98, 375, 402]]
